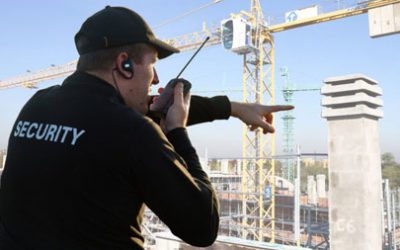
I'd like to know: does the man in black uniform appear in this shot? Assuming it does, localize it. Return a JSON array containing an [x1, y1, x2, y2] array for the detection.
[[0, 6, 293, 249]]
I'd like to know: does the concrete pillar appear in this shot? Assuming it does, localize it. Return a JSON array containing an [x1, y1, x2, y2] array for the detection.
[[221, 159, 229, 173], [316, 174, 326, 198], [321, 74, 384, 250], [307, 175, 317, 205], [236, 160, 242, 175]]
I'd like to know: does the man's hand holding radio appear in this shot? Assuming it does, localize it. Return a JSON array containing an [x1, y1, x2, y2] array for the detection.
[[160, 82, 191, 133]]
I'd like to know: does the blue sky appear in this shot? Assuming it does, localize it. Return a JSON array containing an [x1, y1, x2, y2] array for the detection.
[[1, 0, 399, 160]]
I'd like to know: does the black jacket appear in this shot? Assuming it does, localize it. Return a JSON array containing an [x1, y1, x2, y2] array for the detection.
[[0, 71, 230, 249]]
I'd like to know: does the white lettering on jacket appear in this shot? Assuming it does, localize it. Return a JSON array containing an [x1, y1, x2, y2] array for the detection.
[[13, 120, 86, 146]]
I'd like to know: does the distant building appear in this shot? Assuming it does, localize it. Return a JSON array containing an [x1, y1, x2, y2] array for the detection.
[[221, 159, 229, 173], [235, 160, 242, 175], [302, 158, 328, 168], [199, 157, 210, 174], [207, 159, 242, 175], [275, 176, 295, 193]]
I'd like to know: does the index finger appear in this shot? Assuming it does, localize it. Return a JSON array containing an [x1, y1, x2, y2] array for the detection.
[[265, 113, 273, 124], [173, 82, 184, 105], [267, 105, 294, 113]]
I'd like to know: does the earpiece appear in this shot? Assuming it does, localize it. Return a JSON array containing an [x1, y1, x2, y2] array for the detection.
[[121, 58, 134, 79]]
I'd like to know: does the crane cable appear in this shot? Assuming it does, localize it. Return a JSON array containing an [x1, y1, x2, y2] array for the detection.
[[153, 0, 223, 29]]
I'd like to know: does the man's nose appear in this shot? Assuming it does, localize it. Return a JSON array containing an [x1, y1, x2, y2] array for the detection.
[[151, 68, 159, 85]]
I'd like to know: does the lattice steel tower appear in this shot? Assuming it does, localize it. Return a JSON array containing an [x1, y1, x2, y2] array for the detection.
[[239, 0, 276, 242], [281, 67, 295, 181]]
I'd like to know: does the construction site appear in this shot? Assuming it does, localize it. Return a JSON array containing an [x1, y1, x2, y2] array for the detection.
[[1, 0, 400, 249]]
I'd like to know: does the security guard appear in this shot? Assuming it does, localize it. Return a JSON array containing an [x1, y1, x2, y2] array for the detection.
[[0, 6, 293, 250]]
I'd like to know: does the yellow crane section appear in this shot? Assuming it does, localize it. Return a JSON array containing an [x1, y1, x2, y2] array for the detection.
[[0, 27, 220, 90], [267, 0, 400, 33], [1, 0, 399, 90]]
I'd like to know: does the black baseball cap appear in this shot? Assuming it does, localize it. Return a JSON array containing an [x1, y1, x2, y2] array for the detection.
[[74, 6, 179, 59]]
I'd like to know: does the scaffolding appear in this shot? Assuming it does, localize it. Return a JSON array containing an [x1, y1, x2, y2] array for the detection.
[[142, 154, 330, 249]]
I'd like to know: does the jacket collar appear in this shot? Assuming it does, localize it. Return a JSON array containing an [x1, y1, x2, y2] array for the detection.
[[62, 70, 125, 105]]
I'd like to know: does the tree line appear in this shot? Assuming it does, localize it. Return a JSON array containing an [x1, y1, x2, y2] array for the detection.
[[381, 152, 400, 188]]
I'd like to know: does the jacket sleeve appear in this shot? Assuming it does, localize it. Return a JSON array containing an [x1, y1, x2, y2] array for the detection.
[[129, 118, 219, 247], [147, 95, 231, 126], [187, 95, 231, 126]]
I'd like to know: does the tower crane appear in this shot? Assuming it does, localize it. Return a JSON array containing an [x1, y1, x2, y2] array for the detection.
[[1, 0, 400, 245], [280, 67, 320, 182]]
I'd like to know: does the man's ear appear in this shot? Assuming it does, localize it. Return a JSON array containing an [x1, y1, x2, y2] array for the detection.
[[115, 53, 134, 79]]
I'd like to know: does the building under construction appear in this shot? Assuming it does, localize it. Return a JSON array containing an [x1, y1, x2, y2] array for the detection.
[[141, 157, 330, 249], [142, 155, 400, 249], [210, 160, 329, 248]]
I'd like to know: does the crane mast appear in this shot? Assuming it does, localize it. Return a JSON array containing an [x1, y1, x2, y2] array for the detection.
[[239, 0, 275, 241]]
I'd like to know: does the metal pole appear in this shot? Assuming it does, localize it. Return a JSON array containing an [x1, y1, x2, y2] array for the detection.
[[385, 179, 393, 249], [382, 180, 387, 243], [397, 188, 400, 249], [392, 192, 397, 249], [294, 145, 301, 246]]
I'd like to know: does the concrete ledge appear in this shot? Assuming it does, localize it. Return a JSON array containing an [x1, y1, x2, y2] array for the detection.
[[321, 104, 384, 119], [154, 231, 312, 250], [321, 80, 382, 96], [321, 92, 383, 107], [324, 74, 378, 85]]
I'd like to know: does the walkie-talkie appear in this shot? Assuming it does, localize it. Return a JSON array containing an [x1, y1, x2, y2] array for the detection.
[[150, 36, 210, 116]]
